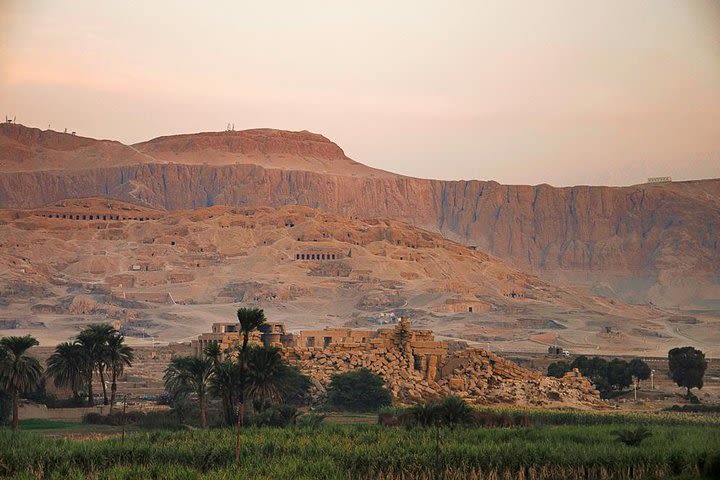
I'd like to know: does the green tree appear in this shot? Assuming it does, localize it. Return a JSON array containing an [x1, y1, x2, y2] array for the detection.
[[209, 359, 241, 425], [0, 335, 43, 430], [163, 356, 214, 428], [106, 333, 134, 410], [571, 356, 635, 398], [547, 361, 571, 378], [629, 358, 651, 387], [606, 359, 632, 391], [77, 324, 117, 406], [246, 346, 310, 411], [203, 342, 223, 366], [668, 347, 707, 399], [327, 368, 392, 412], [234, 307, 267, 462], [46, 341, 88, 401]]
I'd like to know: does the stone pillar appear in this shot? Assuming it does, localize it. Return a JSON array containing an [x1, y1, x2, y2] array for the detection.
[[426, 355, 438, 382]]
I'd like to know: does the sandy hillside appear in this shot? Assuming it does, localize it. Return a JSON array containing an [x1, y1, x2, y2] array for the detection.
[[1, 198, 716, 357], [1, 123, 718, 313]]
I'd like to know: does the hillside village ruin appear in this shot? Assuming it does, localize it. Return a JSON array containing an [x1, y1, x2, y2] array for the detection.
[[192, 318, 602, 407]]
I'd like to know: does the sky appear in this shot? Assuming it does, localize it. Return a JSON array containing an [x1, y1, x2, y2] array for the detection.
[[1, 0, 719, 186]]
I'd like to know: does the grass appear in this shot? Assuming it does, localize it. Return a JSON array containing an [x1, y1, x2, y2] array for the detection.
[[1, 408, 719, 479], [323, 412, 378, 425], [475, 406, 720, 427], [19, 419, 81, 430]]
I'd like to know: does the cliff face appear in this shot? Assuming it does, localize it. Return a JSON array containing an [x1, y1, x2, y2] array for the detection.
[[2, 163, 717, 272], [0, 124, 718, 307]]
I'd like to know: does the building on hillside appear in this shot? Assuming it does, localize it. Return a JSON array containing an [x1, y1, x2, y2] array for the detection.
[[647, 176, 672, 184], [191, 317, 448, 382], [191, 322, 294, 355]]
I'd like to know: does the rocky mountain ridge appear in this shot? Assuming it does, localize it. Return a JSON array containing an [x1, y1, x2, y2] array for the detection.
[[0, 123, 718, 308]]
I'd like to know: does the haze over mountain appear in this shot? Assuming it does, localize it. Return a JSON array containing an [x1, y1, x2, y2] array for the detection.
[[0, 122, 718, 314]]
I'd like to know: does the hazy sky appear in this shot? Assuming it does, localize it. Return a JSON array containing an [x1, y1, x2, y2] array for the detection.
[[1, 1, 719, 186]]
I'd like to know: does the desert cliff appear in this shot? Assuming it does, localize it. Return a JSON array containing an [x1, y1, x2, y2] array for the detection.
[[1, 123, 718, 309]]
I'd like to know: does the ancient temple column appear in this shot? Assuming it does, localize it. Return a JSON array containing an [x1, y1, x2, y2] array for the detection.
[[426, 355, 438, 382]]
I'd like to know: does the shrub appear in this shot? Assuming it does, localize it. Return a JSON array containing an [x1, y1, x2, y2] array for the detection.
[[297, 412, 326, 428], [82, 411, 146, 426], [437, 396, 474, 426], [409, 401, 443, 427], [408, 396, 475, 428], [613, 427, 652, 446], [472, 411, 531, 428], [253, 405, 299, 427], [136, 410, 185, 430], [666, 404, 720, 413], [82, 412, 104, 424], [547, 361, 571, 378], [326, 368, 392, 412]]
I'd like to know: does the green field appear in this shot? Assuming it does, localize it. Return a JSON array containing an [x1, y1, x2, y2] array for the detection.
[[1, 410, 719, 479]]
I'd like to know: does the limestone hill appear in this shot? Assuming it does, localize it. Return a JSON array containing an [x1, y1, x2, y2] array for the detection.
[[1, 198, 716, 356], [0, 123, 717, 312]]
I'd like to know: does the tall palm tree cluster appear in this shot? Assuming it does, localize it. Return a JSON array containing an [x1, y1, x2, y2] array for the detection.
[[46, 324, 134, 408], [0, 323, 133, 431], [163, 308, 309, 430]]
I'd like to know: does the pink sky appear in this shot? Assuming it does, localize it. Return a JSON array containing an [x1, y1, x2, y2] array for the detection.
[[1, 0, 719, 186]]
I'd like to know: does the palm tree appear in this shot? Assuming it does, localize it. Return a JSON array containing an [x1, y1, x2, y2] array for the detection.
[[235, 307, 267, 462], [77, 324, 116, 406], [209, 359, 241, 425], [246, 346, 310, 411], [46, 342, 88, 401], [0, 335, 43, 430], [106, 333, 134, 411], [203, 342, 223, 366], [163, 356, 214, 428], [246, 346, 288, 411]]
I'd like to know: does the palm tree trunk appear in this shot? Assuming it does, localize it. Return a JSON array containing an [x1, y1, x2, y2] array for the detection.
[[12, 390, 19, 431], [87, 372, 95, 407], [109, 369, 118, 412], [99, 367, 108, 405], [223, 394, 234, 425], [236, 333, 249, 463], [199, 394, 207, 428]]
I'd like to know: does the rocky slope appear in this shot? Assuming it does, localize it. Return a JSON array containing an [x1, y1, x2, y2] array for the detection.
[[5, 198, 714, 356], [0, 123, 718, 309]]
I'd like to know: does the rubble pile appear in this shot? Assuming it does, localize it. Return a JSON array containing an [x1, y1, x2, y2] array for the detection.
[[283, 344, 602, 408]]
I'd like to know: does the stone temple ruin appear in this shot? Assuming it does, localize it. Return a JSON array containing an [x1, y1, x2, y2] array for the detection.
[[192, 319, 602, 407]]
